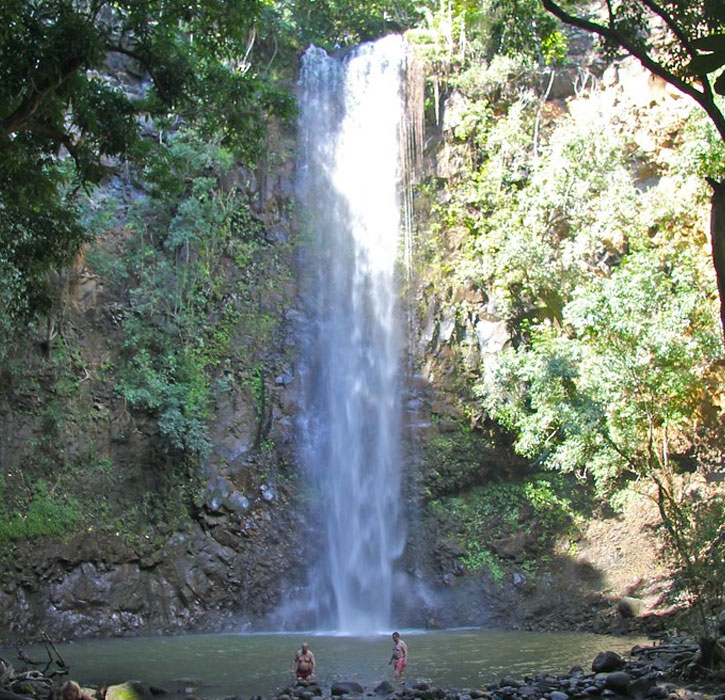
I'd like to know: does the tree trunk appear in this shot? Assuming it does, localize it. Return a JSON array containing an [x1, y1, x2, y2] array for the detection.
[[707, 178, 725, 344], [698, 635, 725, 669]]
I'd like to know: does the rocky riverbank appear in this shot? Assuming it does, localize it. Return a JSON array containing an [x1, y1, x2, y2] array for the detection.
[[267, 642, 723, 700]]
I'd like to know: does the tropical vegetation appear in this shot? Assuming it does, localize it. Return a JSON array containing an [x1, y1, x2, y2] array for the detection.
[[0, 0, 724, 665]]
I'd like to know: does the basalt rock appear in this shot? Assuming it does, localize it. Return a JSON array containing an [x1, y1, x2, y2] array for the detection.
[[331, 683, 363, 696], [592, 652, 626, 673], [618, 598, 645, 619], [603, 672, 631, 694]]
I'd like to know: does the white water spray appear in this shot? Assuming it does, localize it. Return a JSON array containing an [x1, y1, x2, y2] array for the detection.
[[295, 36, 409, 634]]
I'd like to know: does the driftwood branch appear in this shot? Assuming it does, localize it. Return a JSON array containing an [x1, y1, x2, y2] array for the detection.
[[41, 633, 68, 674], [1, 634, 70, 700]]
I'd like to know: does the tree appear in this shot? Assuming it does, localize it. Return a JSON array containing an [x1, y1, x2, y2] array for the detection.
[[269, 0, 428, 51], [480, 244, 724, 664], [541, 0, 725, 342], [0, 0, 292, 344]]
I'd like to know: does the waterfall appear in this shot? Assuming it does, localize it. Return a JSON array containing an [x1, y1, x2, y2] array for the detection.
[[295, 35, 411, 635]]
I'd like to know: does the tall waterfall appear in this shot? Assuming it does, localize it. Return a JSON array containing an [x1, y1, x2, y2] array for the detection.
[[295, 35, 410, 635]]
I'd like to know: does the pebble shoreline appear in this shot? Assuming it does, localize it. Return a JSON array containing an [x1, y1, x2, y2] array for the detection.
[[166, 643, 722, 700]]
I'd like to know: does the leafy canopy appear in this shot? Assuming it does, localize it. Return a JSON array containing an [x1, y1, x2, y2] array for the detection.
[[0, 0, 293, 338], [268, 0, 428, 51], [480, 246, 720, 487]]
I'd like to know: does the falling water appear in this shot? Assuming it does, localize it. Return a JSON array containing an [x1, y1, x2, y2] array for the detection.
[[295, 35, 411, 634]]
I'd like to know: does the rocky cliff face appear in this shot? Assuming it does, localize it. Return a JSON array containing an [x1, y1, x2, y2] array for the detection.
[[0, 115, 309, 641]]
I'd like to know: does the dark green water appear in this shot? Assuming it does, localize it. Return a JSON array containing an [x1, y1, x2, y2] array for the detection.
[[5, 629, 647, 698]]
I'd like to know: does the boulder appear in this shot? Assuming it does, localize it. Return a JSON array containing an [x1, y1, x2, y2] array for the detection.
[[414, 691, 434, 700], [490, 532, 532, 561], [627, 675, 655, 700], [331, 683, 363, 696], [592, 651, 625, 673], [618, 597, 645, 618], [604, 672, 631, 694], [106, 683, 151, 700], [374, 682, 394, 695]]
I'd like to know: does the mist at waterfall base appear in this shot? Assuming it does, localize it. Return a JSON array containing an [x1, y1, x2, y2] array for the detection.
[[2, 630, 648, 699], [280, 36, 410, 634]]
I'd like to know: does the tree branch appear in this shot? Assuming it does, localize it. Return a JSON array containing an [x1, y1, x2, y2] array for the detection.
[[637, 0, 717, 103], [638, 0, 696, 55], [1, 58, 85, 133], [22, 121, 91, 176], [106, 44, 178, 104], [542, 0, 725, 141]]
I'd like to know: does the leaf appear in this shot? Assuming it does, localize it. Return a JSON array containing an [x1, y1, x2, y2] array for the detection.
[[687, 51, 725, 75]]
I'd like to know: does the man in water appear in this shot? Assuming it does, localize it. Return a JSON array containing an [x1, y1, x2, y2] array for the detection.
[[389, 631, 407, 679], [292, 642, 316, 680]]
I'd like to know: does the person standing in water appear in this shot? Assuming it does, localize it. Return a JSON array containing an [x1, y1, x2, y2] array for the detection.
[[292, 642, 316, 680], [389, 631, 408, 679]]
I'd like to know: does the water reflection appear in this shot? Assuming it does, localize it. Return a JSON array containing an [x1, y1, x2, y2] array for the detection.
[[3, 629, 648, 699]]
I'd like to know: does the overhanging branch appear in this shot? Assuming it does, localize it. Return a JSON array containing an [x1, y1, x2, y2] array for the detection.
[[542, 0, 725, 141], [1, 58, 84, 134]]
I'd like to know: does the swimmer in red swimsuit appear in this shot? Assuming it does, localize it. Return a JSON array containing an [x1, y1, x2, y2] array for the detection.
[[292, 642, 316, 680]]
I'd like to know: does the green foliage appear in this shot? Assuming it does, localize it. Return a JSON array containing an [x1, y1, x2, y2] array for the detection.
[[0, 154, 87, 357], [414, 15, 725, 635], [93, 127, 287, 457], [430, 474, 581, 581], [408, 0, 563, 70], [489, 108, 636, 323], [421, 423, 495, 497], [660, 485, 725, 641], [480, 246, 720, 489], [462, 541, 504, 581], [475, 0, 564, 63], [406, 0, 564, 139], [0, 479, 80, 542], [477, 239, 723, 643], [268, 0, 428, 51], [678, 105, 725, 181], [1, 0, 291, 165]]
